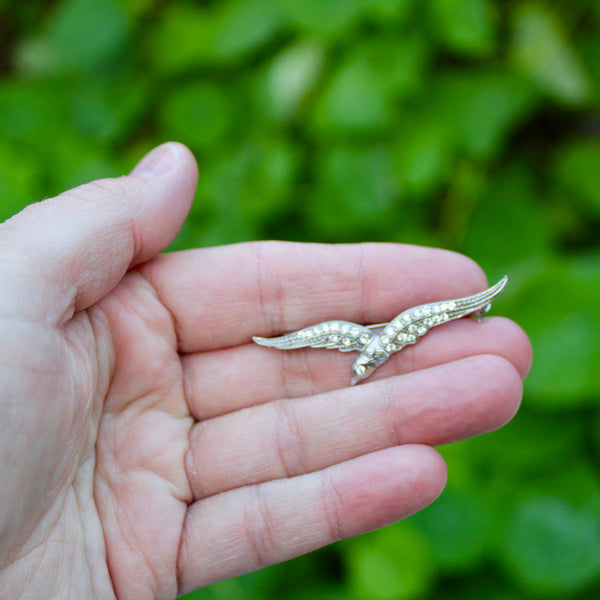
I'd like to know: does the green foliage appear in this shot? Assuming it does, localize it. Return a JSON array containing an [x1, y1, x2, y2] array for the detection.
[[1, 0, 600, 599], [501, 498, 600, 595], [343, 523, 435, 600]]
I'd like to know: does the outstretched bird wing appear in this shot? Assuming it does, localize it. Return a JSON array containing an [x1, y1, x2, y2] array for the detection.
[[377, 276, 509, 354], [253, 320, 375, 353]]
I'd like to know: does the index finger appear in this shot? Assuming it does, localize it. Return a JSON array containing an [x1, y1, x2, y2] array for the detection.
[[140, 241, 488, 353]]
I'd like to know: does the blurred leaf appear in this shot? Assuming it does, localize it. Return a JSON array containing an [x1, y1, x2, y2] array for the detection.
[[554, 138, 600, 216], [281, 0, 364, 38], [256, 40, 326, 123], [435, 160, 485, 249], [519, 462, 600, 514], [0, 142, 41, 223], [360, 0, 415, 25], [16, 0, 129, 75], [365, 35, 431, 100], [158, 82, 235, 153], [501, 258, 600, 407], [344, 523, 435, 600], [391, 110, 455, 196], [530, 311, 600, 403], [115, 0, 156, 20], [69, 75, 149, 142], [428, 0, 497, 57], [451, 72, 538, 160], [411, 486, 493, 574], [209, 0, 285, 63], [145, 5, 215, 74], [238, 136, 300, 219], [467, 410, 586, 476], [462, 161, 552, 269], [501, 497, 600, 595], [431, 572, 528, 600], [579, 31, 600, 104], [308, 144, 399, 238], [312, 52, 392, 134], [50, 135, 118, 193], [510, 3, 591, 104], [177, 135, 300, 247], [0, 79, 69, 148], [200, 136, 298, 217], [312, 36, 429, 135], [148, 0, 283, 73]]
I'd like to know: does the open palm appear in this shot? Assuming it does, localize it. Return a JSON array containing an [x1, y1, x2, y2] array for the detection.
[[0, 143, 531, 599]]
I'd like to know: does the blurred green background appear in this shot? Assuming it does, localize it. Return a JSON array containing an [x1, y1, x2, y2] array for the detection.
[[2, 0, 600, 598]]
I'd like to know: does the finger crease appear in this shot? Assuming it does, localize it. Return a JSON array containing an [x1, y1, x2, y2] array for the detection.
[[381, 379, 406, 447], [320, 470, 345, 542], [245, 486, 278, 569], [273, 401, 308, 478]]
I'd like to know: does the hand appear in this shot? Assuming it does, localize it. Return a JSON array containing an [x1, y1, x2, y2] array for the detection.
[[0, 143, 532, 599]]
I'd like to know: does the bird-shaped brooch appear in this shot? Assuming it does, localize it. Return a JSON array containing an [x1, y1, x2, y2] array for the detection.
[[253, 276, 508, 385]]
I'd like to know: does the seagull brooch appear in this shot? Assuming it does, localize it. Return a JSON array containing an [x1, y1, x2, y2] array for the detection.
[[253, 276, 508, 386]]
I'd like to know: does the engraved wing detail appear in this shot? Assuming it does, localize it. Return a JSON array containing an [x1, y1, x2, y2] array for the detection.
[[253, 321, 375, 353], [380, 275, 509, 354]]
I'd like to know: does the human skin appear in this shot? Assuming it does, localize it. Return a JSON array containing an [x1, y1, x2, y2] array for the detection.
[[0, 142, 532, 599]]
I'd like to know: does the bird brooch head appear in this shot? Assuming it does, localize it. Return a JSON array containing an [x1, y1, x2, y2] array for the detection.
[[253, 276, 509, 386], [350, 339, 388, 385]]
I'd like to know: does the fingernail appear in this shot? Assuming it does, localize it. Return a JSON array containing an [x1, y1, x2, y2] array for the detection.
[[131, 143, 177, 177]]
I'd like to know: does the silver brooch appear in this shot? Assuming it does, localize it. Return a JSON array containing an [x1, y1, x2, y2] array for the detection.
[[253, 276, 508, 385]]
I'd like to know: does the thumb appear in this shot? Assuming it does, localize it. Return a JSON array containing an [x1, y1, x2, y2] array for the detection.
[[0, 142, 198, 323]]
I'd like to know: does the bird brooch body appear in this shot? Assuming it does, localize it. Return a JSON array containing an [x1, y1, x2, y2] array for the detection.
[[253, 276, 508, 385]]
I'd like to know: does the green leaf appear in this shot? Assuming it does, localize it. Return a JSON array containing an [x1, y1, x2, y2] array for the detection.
[[50, 135, 118, 194], [467, 410, 586, 476], [519, 462, 600, 514], [311, 52, 392, 134], [360, 36, 431, 101], [510, 3, 591, 105], [256, 41, 326, 123], [462, 161, 551, 269], [454, 72, 538, 160], [311, 37, 429, 135], [145, 5, 215, 75], [0, 142, 41, 223], [391, 111, 455, 196], [428, 0, 497, 58], [237, 136, 300, 219], [281, 0, 364, 39], [0, 79, 69, 148], [16, 0, 129, 75], [344, 523, 435, 600], [501, 497, 600, 595], [148, 0, 284, 73], [360, 0, 415, 25], [431, 573, 528, 600], [554, 139, 600, 216], [579, 31, 600, 105], [528, 311, 600, 404], [175, 135, 300, 248], [210, 0, 285, 63], [500, 258, 600, 407], [308, 144, 399, 238], [411, 486, 493, 574], [158, 82, 234, 153], [69, 75, 149, 142]]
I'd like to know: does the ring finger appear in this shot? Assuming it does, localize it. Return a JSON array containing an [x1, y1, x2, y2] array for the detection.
[[185, 353, 522, 499]]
